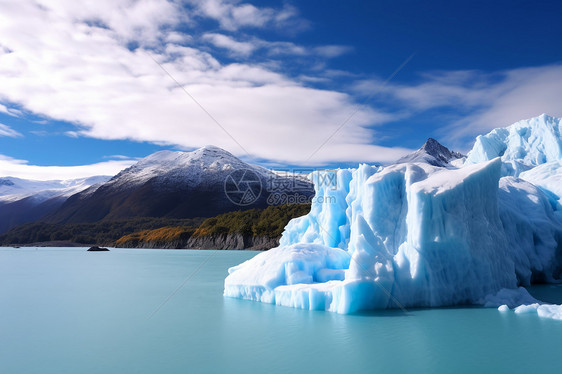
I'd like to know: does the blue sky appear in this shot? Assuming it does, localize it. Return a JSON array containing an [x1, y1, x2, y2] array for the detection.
[[1, 0, 561, 179]]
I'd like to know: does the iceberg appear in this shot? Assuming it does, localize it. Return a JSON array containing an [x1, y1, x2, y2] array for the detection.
[[225, 115, 562, 317]]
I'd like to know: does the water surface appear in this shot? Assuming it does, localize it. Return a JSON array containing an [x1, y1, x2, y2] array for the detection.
[[0, 247, 560, 373]]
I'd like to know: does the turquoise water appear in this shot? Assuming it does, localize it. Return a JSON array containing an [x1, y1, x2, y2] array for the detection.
[[1, 247, 561, 374]]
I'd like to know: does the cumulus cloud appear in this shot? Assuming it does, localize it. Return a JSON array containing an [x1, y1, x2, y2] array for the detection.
[[0, 0, 409, 167], [0, 123, 22, 138], [0, 154, 135, 180]]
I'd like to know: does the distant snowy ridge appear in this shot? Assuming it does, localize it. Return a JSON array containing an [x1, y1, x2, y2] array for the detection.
[[225, 114, 562, 319], [0, 175, 111, 234], [0, 175, 110, 203]]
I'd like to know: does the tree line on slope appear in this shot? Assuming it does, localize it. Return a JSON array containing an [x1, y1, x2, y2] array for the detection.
[[0, 204, 311, 248], [0, 217, 205, 246]]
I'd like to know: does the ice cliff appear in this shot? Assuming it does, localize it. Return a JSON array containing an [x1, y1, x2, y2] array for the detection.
[[225, 114, 562, 317], [465, 113, 562, 176]]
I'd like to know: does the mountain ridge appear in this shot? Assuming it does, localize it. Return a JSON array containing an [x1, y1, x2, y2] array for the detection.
[[0, 175, 111, 233], [45, 145, 315, 224]]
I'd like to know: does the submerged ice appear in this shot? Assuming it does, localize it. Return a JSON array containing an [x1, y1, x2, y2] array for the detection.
[[225, 115, 562, 317]]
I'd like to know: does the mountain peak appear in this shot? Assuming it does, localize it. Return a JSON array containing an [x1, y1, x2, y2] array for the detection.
[[200, 144, 227, 152], [191, 145, 236, 159], [397, 138, 464, 167], [130, 146, 236, 170], [108, 144, 261, 192], [420, 137, 446, 153]]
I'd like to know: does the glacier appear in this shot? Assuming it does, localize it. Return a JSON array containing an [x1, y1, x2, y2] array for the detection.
[[225, 114, 562, 318]]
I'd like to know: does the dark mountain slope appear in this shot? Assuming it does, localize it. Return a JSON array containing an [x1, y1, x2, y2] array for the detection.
[[47, 146, 314, 224]]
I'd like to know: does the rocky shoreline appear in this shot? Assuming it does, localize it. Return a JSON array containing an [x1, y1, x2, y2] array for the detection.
[[115, 234, 279, 250]]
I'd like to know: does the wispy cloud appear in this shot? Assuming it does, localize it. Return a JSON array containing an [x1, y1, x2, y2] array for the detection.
[[0, 103, 23, 117], [201, 32, 352, 60], [189, 0, 308, 32], [0, 154, 135, 180], [354, 64, 562, 146], [313, 45, 354, 58], [103, 154, 142, 161], [0, 123, 22, 138]]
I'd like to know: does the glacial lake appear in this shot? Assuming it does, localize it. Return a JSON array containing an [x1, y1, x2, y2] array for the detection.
[[1, 247, 561, 374]]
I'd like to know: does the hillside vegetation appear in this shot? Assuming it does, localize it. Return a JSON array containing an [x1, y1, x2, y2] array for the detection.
[[191, 203, 311, 239], [0, 217, 204, 246], [116, 204, 311, 249], [115, 226, 197, 248], [0, 204, 311, 249]]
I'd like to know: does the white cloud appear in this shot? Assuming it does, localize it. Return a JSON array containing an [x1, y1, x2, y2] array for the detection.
[[202, 33, 257, 57], [450, 65, 562, 137], [103, 154, 141, 160], [32, 0, 182, 45], [0, 123, 22, 138], [189, 0, 307, 32], [0, 0, 410, 168], [0, 104, 10, 115], [0, 154, 135, 180], [0, 103, 23, 117], [201, 33, 351, 60]]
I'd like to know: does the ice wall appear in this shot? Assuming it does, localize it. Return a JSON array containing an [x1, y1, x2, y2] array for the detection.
[[225, 115, 562, 315], [225, 158, 562, 313]]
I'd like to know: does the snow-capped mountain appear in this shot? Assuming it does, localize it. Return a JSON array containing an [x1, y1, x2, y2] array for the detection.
[[104, 146, 274, 190], [0, 175, 110, 233], [48, 145, 315, 224], [396, 137, 465, 167], [225, 114, 562, 320]]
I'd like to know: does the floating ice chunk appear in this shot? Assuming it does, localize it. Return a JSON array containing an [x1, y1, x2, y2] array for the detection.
[[514, 303, 541, 314], [536, 304, 562, 320], [509, 303, 562, 320], [486, 288, 562, 321]]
